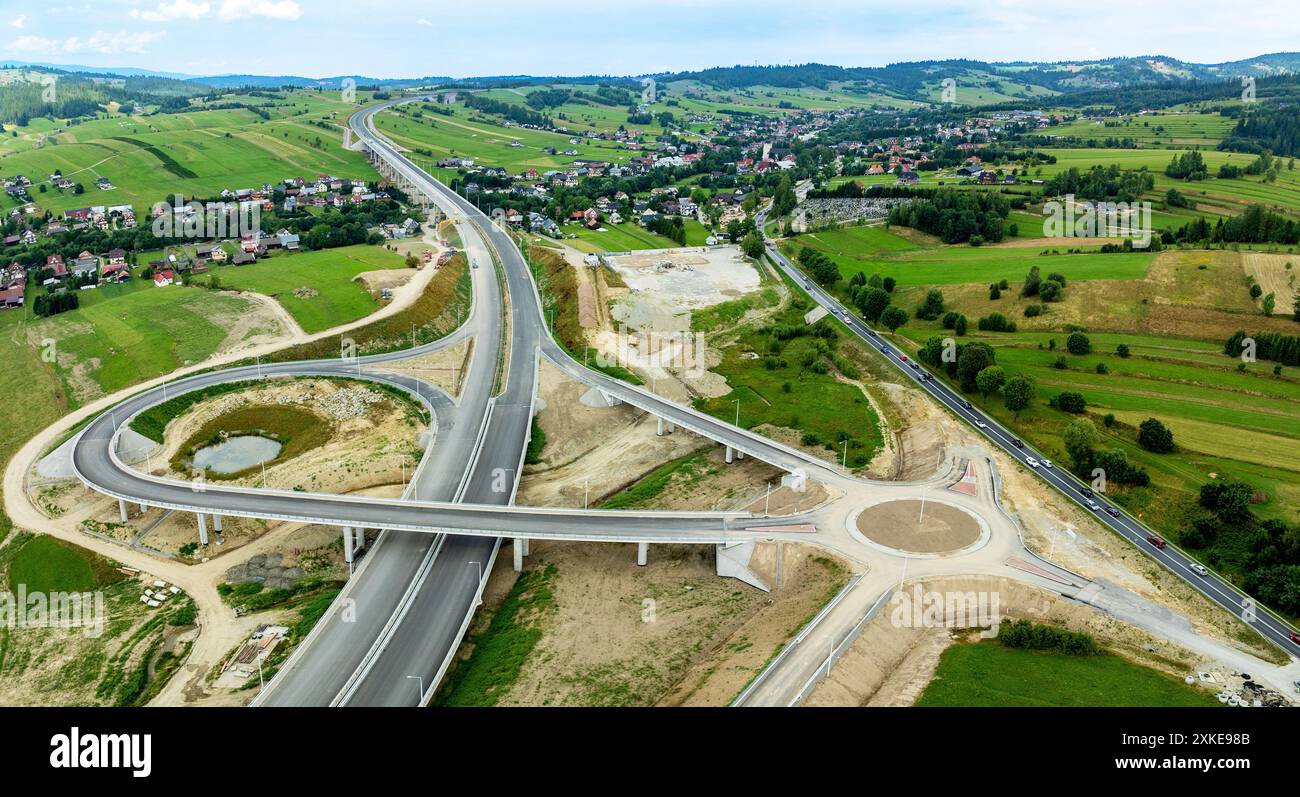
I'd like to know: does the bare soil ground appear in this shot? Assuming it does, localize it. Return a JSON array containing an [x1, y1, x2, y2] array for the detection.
[[474, 540, 848, 707], [604, 245, 759, 310], [380, 339, 474, 398], [152, 377, 425, 498], [856, 500, 980, 553], [474, 361, 852, 706], [806, 575, 1212, 707], [356, 268, 418, 296], [35, 379, 425, 560]]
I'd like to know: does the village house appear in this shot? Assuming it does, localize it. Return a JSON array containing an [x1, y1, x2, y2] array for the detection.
[[100, 261, 130, 283]]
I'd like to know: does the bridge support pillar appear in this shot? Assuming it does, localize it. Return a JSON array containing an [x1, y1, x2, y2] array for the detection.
[[138, 503, 146, 514], [343, 527, 355, 571], [353, 528, 365, 552], [513, 538, 527, 572], [196, 513, 209, 546], [637, 542, 649, 567], [656, 417, 664, 436], [118, 499, 129, 523], [667, 421, 675, 434], [212, 513, 223, 533], [725, 445, 734, 464]]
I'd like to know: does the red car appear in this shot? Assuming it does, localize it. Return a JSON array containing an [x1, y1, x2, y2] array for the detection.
[[1290, 632, 1300, 645], [1146, 534, 1167, 549]]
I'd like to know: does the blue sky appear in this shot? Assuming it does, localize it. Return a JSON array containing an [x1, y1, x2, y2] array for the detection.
[[4, 0, 1299, 78]]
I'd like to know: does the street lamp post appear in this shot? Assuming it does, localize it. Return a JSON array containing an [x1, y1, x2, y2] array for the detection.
[[765, 481, 771, 516], [733, 398, 741, 427], [406, 675, 425, 706]]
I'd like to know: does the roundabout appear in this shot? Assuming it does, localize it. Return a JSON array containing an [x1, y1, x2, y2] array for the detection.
[[847, 497, 990, 558]]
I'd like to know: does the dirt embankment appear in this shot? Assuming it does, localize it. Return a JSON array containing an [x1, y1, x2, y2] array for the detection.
[[459, 540, 848, 708], [806, 575, 1211, 707]]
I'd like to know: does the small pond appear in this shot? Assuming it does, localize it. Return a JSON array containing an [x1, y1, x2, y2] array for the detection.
[[192, 435, 282, 474]]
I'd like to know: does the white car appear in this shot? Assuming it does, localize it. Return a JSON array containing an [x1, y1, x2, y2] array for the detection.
[[1040, 458, 1054, 469], [975, 420, 988, 429], [1190, 563, 1209, 577], [1027, 457, 1041, 468]]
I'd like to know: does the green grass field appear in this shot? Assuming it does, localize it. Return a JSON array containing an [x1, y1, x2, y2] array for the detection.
[[375, 104, 636, 175], [0, 90, 377, 218], [207, 244, 405, 333], [693, 290, 884, 468], [916, 642, 1220, 707], [1048, 112, 1235, 148], [27, 283, 271, 400], [567, 222, 684, 253], [787, 225, 1156, 287], [7, 535, 120, 594]]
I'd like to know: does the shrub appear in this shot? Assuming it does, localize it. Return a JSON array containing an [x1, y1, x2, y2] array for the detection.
[[1052, 391, 1087, 413]]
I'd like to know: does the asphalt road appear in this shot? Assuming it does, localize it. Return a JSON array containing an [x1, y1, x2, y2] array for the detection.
[[758, 211, 1300, 655]]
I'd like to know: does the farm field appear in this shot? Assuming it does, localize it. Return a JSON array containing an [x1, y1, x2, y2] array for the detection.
[[915, 642, 1219, 707], [1047, 112, 1236, 148], [790, 223, 1300, 577], [786, 224, 1156, 287], [374, 104, 637, 174], [206, 244, 405, 333], [0, 90, 376, 217], [25, 282, 277, 402]]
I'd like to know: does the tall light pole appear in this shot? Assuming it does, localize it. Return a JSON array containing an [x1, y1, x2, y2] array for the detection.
[[733, 398, 741, 427], [841, 439, 848, 468], [406, 675, 425, 706], [764, 480, 771, 516], [584, 479, 589, 510]]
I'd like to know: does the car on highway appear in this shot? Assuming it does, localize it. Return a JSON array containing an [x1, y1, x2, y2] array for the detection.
[[1291, 632, 1300, 645], [962, 400, 973, 410], [1190, 563, 1209, 576], [1086, 500, 1101, 512], [1027, 457, 1041, 468], [1040, 458, 1053, 468], [1079, 486, 1095, 499], [1105, 506, 1121, 518], [899, 354, 909, 362], [975, 420, 987, 429], [1011, 439, 1024, 449], [867, 329, 877, 338], [1146, 534, 1167, 549]]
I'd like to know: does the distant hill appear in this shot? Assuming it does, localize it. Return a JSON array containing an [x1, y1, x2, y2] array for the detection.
[[11, 51, 1300, 103], [192, 74, 452, 89], [0, 61, 199, 80], [660, 53, 1300, 100]]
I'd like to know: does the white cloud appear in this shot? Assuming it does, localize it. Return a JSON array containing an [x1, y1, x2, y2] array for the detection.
[[218, 0, 302, 21], [7, 29, 166, 56], [10, 14, 27, 29], [132, 0, 211, 22], [417, 18, 432, 26]]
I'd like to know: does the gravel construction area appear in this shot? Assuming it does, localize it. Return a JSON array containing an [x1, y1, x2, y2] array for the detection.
[[604, 245, 758, 310], [855, 499, 981, 554]]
